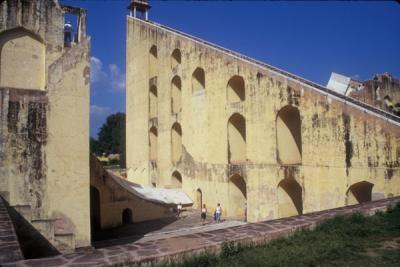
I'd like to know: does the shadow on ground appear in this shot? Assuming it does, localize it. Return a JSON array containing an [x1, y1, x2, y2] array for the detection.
[[92, 216, 179, 248]]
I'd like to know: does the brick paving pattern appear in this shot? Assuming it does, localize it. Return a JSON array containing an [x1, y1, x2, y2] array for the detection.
[[0, 197, 24, 264], [2, 197, 400, 267]]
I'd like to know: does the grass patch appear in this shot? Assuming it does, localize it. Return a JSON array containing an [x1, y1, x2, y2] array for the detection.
[[130, 203, 400, 267]]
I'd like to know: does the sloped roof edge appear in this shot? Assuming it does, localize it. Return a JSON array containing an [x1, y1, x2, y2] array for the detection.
[[128, 17, 400, 126]]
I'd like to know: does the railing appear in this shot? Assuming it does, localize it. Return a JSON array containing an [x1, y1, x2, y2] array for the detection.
[[133, 18, 400, 125]]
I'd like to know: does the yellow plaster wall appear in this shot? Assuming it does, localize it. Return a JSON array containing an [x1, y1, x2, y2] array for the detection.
[[90, 156, 174, 229], [46, 39, 91, 248], [0, 1, 91, 251], [126, 17, 400, 222], [0, 29, 45, 90]]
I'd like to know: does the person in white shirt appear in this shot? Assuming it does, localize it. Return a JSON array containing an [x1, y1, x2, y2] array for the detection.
[[201, 204, 207, 224], [177, 203, 182, 218], [215, 203, 222, 223]]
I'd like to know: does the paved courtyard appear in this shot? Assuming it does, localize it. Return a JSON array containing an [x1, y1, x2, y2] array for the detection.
[[3, 197, 400, 267], [94, 209, 246, 248]]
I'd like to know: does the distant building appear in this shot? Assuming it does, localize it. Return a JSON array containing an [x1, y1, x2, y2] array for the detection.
[[327, 72, 400, 115], [326, 72, 364, 96]]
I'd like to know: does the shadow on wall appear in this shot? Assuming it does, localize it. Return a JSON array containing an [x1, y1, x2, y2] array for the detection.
[[346, 181, 374, 205], [277, 178, 303, 218], [276, 105, 302, 165], [4, 199, 59, 259]]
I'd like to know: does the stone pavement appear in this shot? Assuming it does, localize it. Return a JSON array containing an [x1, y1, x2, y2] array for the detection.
[[3, 197, 400, 267], [94, 209, 246, 248], [93, 211, 246, 248]]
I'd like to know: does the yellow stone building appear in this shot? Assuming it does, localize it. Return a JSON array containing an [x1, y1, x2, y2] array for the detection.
[[125, 15, 400, 222], [0, 0, 91, 252]]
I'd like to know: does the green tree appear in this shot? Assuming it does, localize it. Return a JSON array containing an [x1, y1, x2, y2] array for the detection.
[[90, 137, 102, 155], [91, 112, 126, 167]]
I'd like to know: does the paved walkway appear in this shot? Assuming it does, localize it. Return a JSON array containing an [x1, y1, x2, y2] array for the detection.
[[3, 197, 400, 267], [94, 209, 246, 248]]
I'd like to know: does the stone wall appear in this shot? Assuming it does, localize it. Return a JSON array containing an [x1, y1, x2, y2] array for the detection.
[[126, 17, 400, 222], [349, 73, 400, 115], [0, 0, 90, 252], [90, 155, 174, 230]]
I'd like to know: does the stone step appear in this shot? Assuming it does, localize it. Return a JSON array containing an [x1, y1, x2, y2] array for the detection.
[[54, 233, 75, 254], [31, 219, 55, 243]]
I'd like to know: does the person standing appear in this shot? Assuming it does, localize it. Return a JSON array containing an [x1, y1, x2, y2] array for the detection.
[[201, 204, 207, 224], [177, 202, 182, 218], [215, 203, 222, 223], [64, 21, 73, 47]]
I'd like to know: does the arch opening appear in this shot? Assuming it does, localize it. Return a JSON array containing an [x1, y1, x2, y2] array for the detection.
[[228, 174, 247, 219], [149, 85, 158, 118], [171, 123, 182, 163], [346, 181, 374, 205], [149, 45, 157, 77], [90, 186, 101, 235], [277, 178, 303, 218], [122, 208, 133, 224], [276, 106, 302, 165], [192, 67, 205, 93], [149, 126, 158, 161], [171, 76, 182, 114], [171, 48, 181, 68], [227, 75, 245, 103], [171, 171, 182, 188], [228, 113, 246, 164], [0, 28, 45, 90]]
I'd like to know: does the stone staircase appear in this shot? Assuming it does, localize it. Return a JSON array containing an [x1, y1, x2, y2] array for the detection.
[[3, 196, 76, 256], [0, 197, 24, 265]]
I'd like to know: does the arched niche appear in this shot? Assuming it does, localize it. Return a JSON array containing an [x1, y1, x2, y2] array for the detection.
[[171, 48, 181, 69], [171, 122, 182, 163], [228, 113, 246, 164], [90, 186, 101, 233], [228, 174, 247, 219], [346, 181, 374, 205], [149, 45, 157, 77], [277, 178, 303, 218], [0, 27, 45, 90], [192, 67, 205, 93], [149, 126, 158, 161], [122, 208, 133, 224], [171, 75, 182, 114], [227, 75, 245, 103], [171, 171, 182, 188], [276, 105, 302, 165], [149, 85, 158, 118]]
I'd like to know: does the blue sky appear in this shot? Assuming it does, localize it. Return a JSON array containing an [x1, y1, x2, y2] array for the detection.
[[61, 0, 400, 138]]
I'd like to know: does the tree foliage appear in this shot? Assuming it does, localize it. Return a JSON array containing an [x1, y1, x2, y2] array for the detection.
[[91, 112, 126, 167]]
